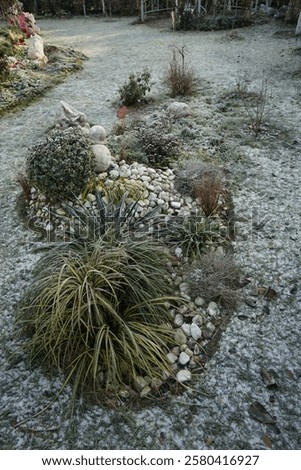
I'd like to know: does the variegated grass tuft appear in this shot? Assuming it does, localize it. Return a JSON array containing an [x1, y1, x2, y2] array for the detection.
[[18, 235, 181, 402]]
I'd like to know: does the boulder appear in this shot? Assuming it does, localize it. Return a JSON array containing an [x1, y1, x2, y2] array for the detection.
[[90, 125, 107, 142], [166, 102, 192, 118], [92, 144, 112, 173]]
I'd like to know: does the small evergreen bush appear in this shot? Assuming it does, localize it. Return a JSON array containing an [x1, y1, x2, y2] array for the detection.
[[118, 69, 151, 106], [137, 126, 179, 168], [26, 127, 95, 202]]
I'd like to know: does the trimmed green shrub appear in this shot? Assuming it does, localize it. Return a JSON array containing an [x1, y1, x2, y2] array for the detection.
[[26, 127, 95, 202]]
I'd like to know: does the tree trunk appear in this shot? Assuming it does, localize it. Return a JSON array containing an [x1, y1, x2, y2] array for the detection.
[[285, 0, 301, 23]]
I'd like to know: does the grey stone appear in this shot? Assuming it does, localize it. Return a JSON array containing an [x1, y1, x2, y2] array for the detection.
[[167, 352, 178, 364], [92, 144, 112, 173], [166, 102, 192, 118], [191, 323, 202, 341], [174, 328, 187, 345], [207, 301, 220, 317], [90, 125, 106, 142], [181, 323, 191, 337], [176, 370, 192, 383], [179, 352, 190, 365]]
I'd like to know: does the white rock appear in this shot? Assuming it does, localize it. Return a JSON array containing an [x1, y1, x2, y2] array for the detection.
[[174, 328, 187, 345], [192, 314, 203, 326], [190, 323, 202, 341], [150, 378, 163, 390], [176, 370, 192, 383], [174, 313, 184, 327], [166, 102, 192, 118], [140, 385, 152, 397], [175, 247, 183, 258], [207, 301, 220, 317], [109, 169, 119, 180], [195, 296, 206, 307], [171, 346, 180, 355], [167, 352, 178, 364], [181, 323, 191, 337], [170, 201, 181, 209], [92, 144, 112, 173], [90, 125, 106, 142], [179, 352, 190, 365], [86, 193, 96, 203], [56, 208, 66, 216]]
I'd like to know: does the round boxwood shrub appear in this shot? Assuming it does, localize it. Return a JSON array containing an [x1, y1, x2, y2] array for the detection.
[[26, 127, 95, 202]]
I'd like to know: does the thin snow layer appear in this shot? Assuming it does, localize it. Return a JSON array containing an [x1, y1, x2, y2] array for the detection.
[[1, 17, 301, 450]]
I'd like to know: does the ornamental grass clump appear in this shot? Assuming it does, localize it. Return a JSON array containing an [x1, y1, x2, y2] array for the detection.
[[164, 213, 222, 260], [188, 252, 241, 311], [18, 236, 178, 398], [164, 45, 197, 97], [26, 127, 95, 203]]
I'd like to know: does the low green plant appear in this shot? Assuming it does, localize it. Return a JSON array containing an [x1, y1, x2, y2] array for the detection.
[[93, 177, 145, 205], [188, 251, 241, 311], [60, 192, 162, 243], [164, 45, 197, 97], [136, 126, 179, 168], [164, 213, 222, 260], [118, 69, 151, 106], [26, 127, 95, 202]]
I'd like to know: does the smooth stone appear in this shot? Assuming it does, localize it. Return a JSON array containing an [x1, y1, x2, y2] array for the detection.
[[134, 376, 148, 392], [195, 296, 206, 307], [181, 323, 191, 337], [90, 125, 106, 142], [170, 201, 181, 209], [174, 328, 187, 345], [174, 313, 184, 326], [92, 144, 112, 173], [179, 352, 190, 365], [176, 369, 192, 383], [207, 301, 220, 317], [191, 323, 202, 341], [167, 352, 178, 364]]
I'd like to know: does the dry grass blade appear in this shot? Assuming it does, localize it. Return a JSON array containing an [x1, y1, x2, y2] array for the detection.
[[164, 45, 197, 97], [188, 251, 241, 311], [194, 172, 222, 217]]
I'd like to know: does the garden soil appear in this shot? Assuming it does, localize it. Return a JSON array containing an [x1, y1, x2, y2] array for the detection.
[[0, 15, 301, 449]]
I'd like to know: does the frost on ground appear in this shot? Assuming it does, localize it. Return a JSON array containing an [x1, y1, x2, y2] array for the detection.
[[0, 16, 301, 450]]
